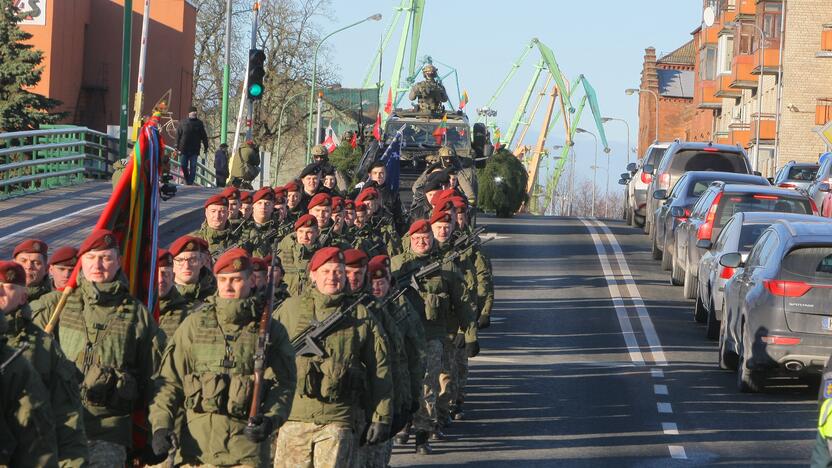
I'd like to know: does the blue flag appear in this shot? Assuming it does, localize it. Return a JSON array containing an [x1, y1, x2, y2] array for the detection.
[[379, 125, 405, 193]]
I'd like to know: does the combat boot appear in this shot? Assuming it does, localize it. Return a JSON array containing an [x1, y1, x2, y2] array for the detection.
[[394, 426, 410, 445], [452, 401, 465, 421], [430, 424, 446, 441], [415, 431, 432, 455]]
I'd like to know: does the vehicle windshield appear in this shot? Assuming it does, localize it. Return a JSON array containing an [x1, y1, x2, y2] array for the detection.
[[688, 176, 763, 197], [781, 246, 832, 283], [786, 166, 819, 181], [738, 223, 773, 251], [716, 193, 813, 226], [668, 149, 750, 175], [386, 122, 470, 150]]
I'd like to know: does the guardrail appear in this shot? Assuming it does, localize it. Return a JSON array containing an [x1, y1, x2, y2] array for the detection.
[[0, 126, 216, 200]]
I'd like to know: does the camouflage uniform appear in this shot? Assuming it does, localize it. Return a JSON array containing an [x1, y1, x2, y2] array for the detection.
[[149, 295, 296, 467], [193, 222, 240, 259], [276, 234, 319, 297], [407, 71, 449, 114], [370, 210, 403, 256], [156, 286, 192, 354], [350, 224, 389, 258], [0, 321, 60, 467], [316, 221, 353, 250], [56, 275, 159, 464], [176, 267, 217, 311], [27, 275, 52, 303], [3, 304, 88, 467], [274, 289, 393, 468], [240, 218, 283, 258], [29, 289, 61, 330]]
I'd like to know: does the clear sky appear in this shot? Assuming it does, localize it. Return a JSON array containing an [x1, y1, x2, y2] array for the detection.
[[318, 0, 702, 194]]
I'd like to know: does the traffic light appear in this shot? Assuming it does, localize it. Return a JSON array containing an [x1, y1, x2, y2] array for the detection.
[[247, 49, 266, 100]]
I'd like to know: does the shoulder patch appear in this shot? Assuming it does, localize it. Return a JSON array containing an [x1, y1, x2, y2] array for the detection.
[[824, 379, 832, 399]]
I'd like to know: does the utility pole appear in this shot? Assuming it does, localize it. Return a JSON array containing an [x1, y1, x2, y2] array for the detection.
[[118, 0, 134, 159], [221, 0, 232, 145]]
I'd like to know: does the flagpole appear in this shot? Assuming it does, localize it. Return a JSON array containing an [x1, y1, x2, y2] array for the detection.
[[118, 0, 134, 159], [131, 0, 151, 142]]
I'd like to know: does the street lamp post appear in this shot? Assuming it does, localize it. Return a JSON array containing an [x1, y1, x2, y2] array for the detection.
[[577, 128, 598, 217], [626, 88, 659, 146], [601, 116, 632, 164], [275, 91, 307, 183], [727, 21, 766, 173], [306, 14, 382, 162]]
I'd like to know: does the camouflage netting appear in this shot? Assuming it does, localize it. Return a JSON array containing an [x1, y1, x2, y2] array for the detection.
[[477, 148, 528, 217]]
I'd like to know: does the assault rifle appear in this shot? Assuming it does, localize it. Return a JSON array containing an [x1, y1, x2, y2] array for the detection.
[[292, 293, 370, 357], [247, 246, 279, 423]]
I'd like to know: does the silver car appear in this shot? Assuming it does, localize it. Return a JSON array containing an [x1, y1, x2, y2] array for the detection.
[[771, 161, 819, 192], [719, 218, 832, 393], [622, 142, 669, 227]]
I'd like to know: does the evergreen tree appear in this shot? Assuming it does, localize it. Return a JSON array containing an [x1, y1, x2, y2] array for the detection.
[[478, 148, 529, 217], [0, 3, 63, 132], [329, 142, 362, 186]]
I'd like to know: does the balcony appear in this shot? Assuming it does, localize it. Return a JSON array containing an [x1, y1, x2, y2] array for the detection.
[[735, 0, 756, 18], [702, 24, 720, 46], [750, 114, 776, 141], [752, 46, 781, 74], [819, 24, 832, 58], [696, 79, 722, 109], [729, 122, 752, 148], [715, 73, 742, 98], [816, 98, 832, 126], [730, 54, 757, 89]]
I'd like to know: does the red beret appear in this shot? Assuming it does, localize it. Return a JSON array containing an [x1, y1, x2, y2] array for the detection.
[[221, 186, 240, 201], [157, 249, 173, 268], [49, 246, 78, 266], [430, 210, 453, 225], [308, 193, 332, 210], [195, 237, 209, 252], [250, 257, 268, 272], [240, 191, 252, 203], [342, 248, 368, 268], [0, 261, 26, 286], [264, 254, 282, 268], [274, 186, 287, 199], [309, 246, 344, 272], [205, 194, 228, 209], [78, 229, 119, 256], [408, 219, 431, 236], [431, 189, 456, 207], [368, 255, 390, 279], [253, 187, 275, 203], [213, 248, 251, 275], [432, 197, 454, 212], [284, 181, 300, 193], [331, 196, 344, 212], [13, 239, 48, 259], [355, 187, 379, 205], [450, 196, 467, 210], [169, 235, 207, 257], [294, 214, 317, 231], [344, 199, 356, 210]]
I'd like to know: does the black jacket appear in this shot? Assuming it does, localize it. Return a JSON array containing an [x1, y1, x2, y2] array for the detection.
[[176, 117, 209, 155], [214, 148, 229, 175]]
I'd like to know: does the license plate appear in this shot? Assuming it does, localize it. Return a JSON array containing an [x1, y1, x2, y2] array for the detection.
[[822, 317, 832, 331]]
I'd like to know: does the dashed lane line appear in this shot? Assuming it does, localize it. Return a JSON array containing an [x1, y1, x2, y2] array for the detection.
[[657, 403, 673, 414], [654, 384, 669, 395]]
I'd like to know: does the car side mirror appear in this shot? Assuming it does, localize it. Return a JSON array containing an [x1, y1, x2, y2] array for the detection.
[[766, 177, 774, 184], [618, 178, 628, 185], [820, 182, 831, 193], [653, 189, 668, 200], [626, 162, 637, 173], [696, 239, 713, 250], [620, 172, 632, 181], [719, 252, 743, 268], [753, 171, 762, 176], [643, 164, 655, 175], [669, 205, 685, 218]]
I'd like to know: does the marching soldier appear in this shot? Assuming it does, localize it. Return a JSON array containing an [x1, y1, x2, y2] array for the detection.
[[0, 264, 60, 467], [0, 260, 89, 466], [13, 239, 52, 303], [344, 199, 357, 228], [391, 217, 478, 454], [267, 254, 291, 308], [48, 245, 78, 291], [351, 204, 388, 258], [366, 162, 407, 236], [272, 186, 295, 238], [222, 186, 243, 231], [241, 187, 280, 258], [299, 163, 323, 212], [193, 194, 240, 257], [277, 214, 321, 297], [170, 235, 216, 310], [149, 248, 297, 467], [285, 181, 304, 221], [274, 247, 392, 468], [57, 229, 159, 466], [308, 192, 333, 233], [357, 187, 402, 256], [410, 171, 450, 222], [155, 249, 192, 351], [240, 191, 254, 221]]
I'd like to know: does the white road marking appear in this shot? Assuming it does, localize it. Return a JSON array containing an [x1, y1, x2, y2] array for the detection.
[[662, 422, 679, 435], [654, 384, 669, 395], [0, 202, 107, 244], [651, 368, 664, 378], [657, 402, 673, 413], [579, 219, 645, 365], [668, 446, 688, 459]]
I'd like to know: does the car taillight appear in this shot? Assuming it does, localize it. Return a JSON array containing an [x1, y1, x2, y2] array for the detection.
[[696, 193, 723, 241], [761, 336, 802, 345], [674, 207, 691, 222], [763, 279, 812, 297], [641, 172, 653, 184], [703, 147, 720, 152], [753, 194, 778, 200], [810, 198, 819, 216], [719, 266, 735, 279], [778, 183, 796, 189], [659, 173, 670, 190]]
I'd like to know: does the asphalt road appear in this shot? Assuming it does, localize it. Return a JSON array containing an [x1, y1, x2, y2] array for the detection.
[[391, 215, 818, 467]]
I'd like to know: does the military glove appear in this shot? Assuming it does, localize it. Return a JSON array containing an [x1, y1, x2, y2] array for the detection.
[[466, 340, 480, 358], [452, 333, 466, 348], [151, 429, 174, 456], [478, 314, 491, 329], [365, 422, 390, 445], [244, 415, 273, 443]]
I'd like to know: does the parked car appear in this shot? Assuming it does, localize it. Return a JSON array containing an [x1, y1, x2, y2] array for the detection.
[[622, 142, 670, 227], [719, 218, 832, 392], [643, 141, 753, 236], [805, 157, 832, 215], [650, 172, 768, 272], [695, 212, 816, 340], [673, 184, 816, 299], [771, 161, 818, 191]]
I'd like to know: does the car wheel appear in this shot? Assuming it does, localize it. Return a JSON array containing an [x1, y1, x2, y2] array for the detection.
[[718, 312, 738, 370], [706, 299, 720, 340], [661, 240, 673, 271], [670, 251, 684, 286], [651, 227, 662, 260], [694, 294, 707, 323], [626, 207, 634, 226], [643, 217, 651, 235], [634, 214, 645, 228], [683, 267, 697, 299], [736, 324, 763, 393]]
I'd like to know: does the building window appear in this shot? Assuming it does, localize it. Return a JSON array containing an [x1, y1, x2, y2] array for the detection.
[[700, 46, 717, 81], [735, 22, 755, 55], [758, 1, 783, 50], [718, 34, 734, 74]]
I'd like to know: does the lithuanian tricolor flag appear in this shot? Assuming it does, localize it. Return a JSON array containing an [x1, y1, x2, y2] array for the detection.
[[433, 114, 448, 145]]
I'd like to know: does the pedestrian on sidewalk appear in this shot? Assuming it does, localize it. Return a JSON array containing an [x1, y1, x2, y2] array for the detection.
[[214, 143, 229, 187], [175, 106, 209, 185]]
